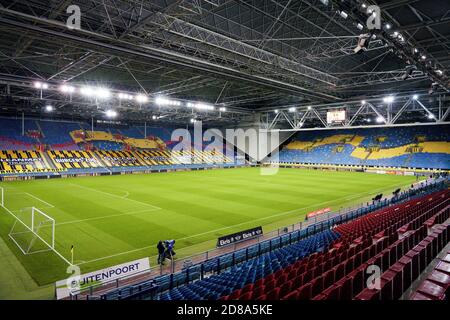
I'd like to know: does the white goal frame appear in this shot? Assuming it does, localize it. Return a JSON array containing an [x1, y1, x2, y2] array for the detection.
[[8, 207, 56, 254], [0, 187, 71, 265]]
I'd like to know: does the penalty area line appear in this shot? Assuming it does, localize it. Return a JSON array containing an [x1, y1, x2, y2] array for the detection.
[[56, 207, 160, 226], [69, 183, 161, 210]]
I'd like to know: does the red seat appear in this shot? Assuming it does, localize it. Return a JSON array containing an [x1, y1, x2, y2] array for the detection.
[[354, 251, 362, 268], [323, 284, 340, 300], [323, 269, 335, 289], [352, 268, 364, 297], [303, 269, 314, 283], [389, 264, 404, 300], [256, 294, 267, 301], [296, 264, 306, 276], [345, 257, 355, 275], [251, 286, 265, 300], [254, 278, 264, 288], [311, 293, 327, 300], [297, 283, 312, 300], [293, 260, 302, 269], [398, 256, 412, 290], [284, 265, 293, 275], [279, 281, 292, 298], [275, 274, 288, 287], [266, 288, 280, 300], [335, 263, 345, 280], [241, 284, 253, 294], [263, 280, 275, 293], [239, 292, 252, 300], [406, 251, 420, 280], [355, 288, 380, 300], [292, 274, 303, 290], [339, 276, 353, 300], [282, 290, 298, 300], [310, 276, 324, 297], [287, 268, 297, 280], [229, 289, 241, 300], [381, 250, 390, 272], [265, 274, 274, 283]]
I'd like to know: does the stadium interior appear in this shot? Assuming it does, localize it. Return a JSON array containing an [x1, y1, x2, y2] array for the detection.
[[0, 0, 449, 303]]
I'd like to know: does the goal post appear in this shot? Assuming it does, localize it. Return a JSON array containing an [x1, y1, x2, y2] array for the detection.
[[0, 186, 4, 207], [8, 206, 56, 255], [0, 186, 71, 265]]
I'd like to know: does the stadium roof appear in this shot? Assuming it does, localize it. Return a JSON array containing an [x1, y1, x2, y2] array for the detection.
[[0, 0, 448, 126]]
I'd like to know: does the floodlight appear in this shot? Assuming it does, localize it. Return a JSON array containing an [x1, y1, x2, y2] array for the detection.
[[219, 107, 226, 112], [118, 93, 133, 100], [412, 94, 418, 100], [339, 11, 348, 19], [376, 116, 385, 123], [195, 103, 214, 111], [60, 84, 75, 93], [105, 110, 117, 118], [34, 81, 48, 89], [45, 105, 53, 112], [289, 107, 296, 112], [383, 96, 394, 103], [80, 86, 94, 97], [95, 88, 110, 99], [135, 94, 148, 103]]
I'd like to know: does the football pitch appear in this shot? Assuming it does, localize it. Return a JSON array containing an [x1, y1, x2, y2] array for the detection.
[[0, 167, 416, 288]]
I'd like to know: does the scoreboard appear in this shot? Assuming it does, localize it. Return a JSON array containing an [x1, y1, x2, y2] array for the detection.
[[327, 110, 346, 124]]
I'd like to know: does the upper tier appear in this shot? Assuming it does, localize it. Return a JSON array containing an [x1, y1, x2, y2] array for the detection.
[[276, 125, 450, 170]]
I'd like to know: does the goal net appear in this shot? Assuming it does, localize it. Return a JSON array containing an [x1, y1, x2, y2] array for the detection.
[[8, 207, 55, 255], [0, 187, 55, 255]]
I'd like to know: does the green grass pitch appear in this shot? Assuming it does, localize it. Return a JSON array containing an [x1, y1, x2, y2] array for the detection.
[[0, 167, 416, 290]]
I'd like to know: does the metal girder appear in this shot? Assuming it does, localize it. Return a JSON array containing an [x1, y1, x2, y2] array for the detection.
[[416, 100, 438, 121], [346, 104, 365, 126], [338, 71, 427, 89], [45, 0, 189, 82], [154, 77, 222, 95], [310, 107, 328, 127], [390, 99, 412, 124], [0, 7, 346, 101], [301, 38, 387, 62], [145, 12, 339, 86], [441, 106, 450, 122]]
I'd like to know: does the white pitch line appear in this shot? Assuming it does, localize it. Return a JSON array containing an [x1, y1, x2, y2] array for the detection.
[[56, 208, 159, 226], [76, 181, 406, 266], [69, 183, 161, 210], [25, 192, 55, 208]]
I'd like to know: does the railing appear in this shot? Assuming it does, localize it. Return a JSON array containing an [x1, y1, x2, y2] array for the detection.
[[68, 177, 448, 300]]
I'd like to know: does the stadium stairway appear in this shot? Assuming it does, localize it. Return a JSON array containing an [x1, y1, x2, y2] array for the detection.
[[408, 237, 450, 300]]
